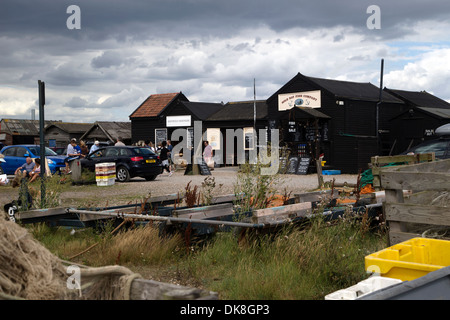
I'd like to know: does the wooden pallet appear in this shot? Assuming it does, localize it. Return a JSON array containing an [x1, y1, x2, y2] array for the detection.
[[381, 158, 450, 245], [371, 153, 435, 191]]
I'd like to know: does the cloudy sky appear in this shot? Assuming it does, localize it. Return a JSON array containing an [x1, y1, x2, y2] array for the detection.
[[1, 0, 450, 122]]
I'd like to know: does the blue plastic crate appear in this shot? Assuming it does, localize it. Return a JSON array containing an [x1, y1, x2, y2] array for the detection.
[[322, 170, 341, 175]]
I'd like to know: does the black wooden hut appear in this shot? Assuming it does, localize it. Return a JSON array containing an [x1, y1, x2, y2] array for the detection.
[[129, 92, 223, 148], [266, 73, 406, 173], [204, 100, 269, 165], [385, 88, 450, 154]]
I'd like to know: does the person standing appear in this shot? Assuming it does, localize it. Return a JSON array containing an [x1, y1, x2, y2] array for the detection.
[[115, 137, 126, 146], [160, 141, 173, 177], [203, 140, 213, 166]]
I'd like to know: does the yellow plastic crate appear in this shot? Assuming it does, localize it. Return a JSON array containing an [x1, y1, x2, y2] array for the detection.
[[365, 238, 450, 281]]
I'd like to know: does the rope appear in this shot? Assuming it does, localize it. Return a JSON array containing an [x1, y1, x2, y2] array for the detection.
[[0, 217, 145, 300]]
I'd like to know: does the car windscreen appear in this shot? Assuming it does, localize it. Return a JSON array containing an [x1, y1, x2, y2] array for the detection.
[[28, 146, 58, 156], [413, 140, 449, 158], [132, 147, 157, 156]]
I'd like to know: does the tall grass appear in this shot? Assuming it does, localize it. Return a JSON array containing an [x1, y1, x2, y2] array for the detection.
[[182, 214, 387, 300], [28, 209, 387, 300]]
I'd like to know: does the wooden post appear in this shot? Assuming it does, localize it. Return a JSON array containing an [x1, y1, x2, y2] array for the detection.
[[316, 159, 324, 189], [70, 159, 82, 182]]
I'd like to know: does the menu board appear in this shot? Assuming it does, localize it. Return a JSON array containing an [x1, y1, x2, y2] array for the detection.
[[155, 128, 167, 147], [296, 157, 311, 175], [197, 157, 211, 175], [286, 156, 299, 174], [278, 157, 288, 174]]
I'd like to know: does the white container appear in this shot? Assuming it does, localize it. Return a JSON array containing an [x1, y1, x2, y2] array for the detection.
[[95, 162, 116, 186], [324, 276, 403, 300]]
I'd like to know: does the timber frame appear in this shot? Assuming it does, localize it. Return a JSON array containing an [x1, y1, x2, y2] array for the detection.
[[381, 158, 450, 245]]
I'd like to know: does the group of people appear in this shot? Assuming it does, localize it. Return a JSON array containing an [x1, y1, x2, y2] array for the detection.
[[14, 157, 41, 183], [63, 138, 90, 174], [63, 137, 126, 173]]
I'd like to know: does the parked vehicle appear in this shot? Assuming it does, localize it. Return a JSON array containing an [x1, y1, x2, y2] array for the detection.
[[51, 147, 67, 155], [402, 123, 450, 159], [80, 146, 162, 182], [0, 145, 66, 175]]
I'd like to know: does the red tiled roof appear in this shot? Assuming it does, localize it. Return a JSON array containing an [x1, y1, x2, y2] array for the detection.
[[130, 92, 180, 118]]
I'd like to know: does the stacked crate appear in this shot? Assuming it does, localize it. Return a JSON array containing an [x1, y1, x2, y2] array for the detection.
[[95, 162, 116, 186]]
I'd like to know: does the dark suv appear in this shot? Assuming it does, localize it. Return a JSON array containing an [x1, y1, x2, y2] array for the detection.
[[80, 146, 162, 182]]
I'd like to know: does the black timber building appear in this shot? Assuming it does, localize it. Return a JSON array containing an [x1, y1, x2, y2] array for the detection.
[[129, 92, 223, 148], [266, 73, 406, 173], [384, 88, 450, 154]]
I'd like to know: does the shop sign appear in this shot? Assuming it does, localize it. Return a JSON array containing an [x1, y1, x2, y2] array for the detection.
[[278, 90, 321, 111], [166, 115, 191, 127]]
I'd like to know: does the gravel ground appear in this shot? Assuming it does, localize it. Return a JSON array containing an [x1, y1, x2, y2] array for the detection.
[[0, 167, 359, 210]]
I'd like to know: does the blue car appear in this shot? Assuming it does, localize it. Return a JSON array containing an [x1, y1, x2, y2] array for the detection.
[[0, 145, 66, 175]]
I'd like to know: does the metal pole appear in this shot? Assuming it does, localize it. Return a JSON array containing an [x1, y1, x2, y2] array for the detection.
[[376, 59, 384, 154], [253, 78, 256, 131], [38, 80, 46, 206], [67, 208, 266, 229]]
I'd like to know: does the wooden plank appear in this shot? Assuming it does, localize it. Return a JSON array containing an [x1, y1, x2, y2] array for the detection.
[[404, 190, 449, 206], [381, 158, 450, 174], [384, 189, 406, 246], [174, 203, 234, 220], [389, 230, 422, 245], [370, 153, 436, 191], [371, 153, 435, 166], [15, 207, 69, 222], [381, 172, 450, 191], [385, 203, 450, 227], [210, 193, 237, 204], [294, 190, 337, 203], [251, 202, 312, 224]]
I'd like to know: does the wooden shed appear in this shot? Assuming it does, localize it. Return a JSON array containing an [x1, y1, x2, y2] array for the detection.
[[0, 119, 55, 146], [385, 88, 450, 154], [45, 122, 94, 147], [266, 73, 406, 173], [129, 92, 223, 148], [80, 121, 132, 145]]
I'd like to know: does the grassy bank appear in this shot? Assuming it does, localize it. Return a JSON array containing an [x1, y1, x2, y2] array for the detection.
[[29, 212, 387, 300]]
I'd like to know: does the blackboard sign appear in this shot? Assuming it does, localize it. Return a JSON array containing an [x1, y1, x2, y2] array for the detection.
[[278, 157, 288, 174], [197, 157, 211, 175], [184, 158, 211, 175], [296, 157, 311, 175], [155, 128, 167, 147], [287, 156, 299, 174]]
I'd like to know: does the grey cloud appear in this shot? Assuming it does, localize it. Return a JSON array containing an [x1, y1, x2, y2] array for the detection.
[[92, 51, 128, 69], [1, 0, 450, 42]]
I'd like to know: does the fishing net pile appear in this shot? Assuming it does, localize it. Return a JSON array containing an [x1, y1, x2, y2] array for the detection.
[[0, 217, 140, 300]]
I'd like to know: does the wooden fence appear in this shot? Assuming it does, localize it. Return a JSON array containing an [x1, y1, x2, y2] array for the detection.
[[371, 153, 435, 191], [380, 158, 450, 245]]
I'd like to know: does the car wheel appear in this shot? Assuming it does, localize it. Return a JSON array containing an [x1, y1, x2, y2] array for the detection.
[[116, 166, 130, 182], [144, 175, 156, 181]]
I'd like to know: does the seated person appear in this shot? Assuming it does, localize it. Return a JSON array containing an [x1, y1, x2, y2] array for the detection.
[[28, 158, 41, 183], [64, 138, 81, 174], [15, 157, 36, 178]]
